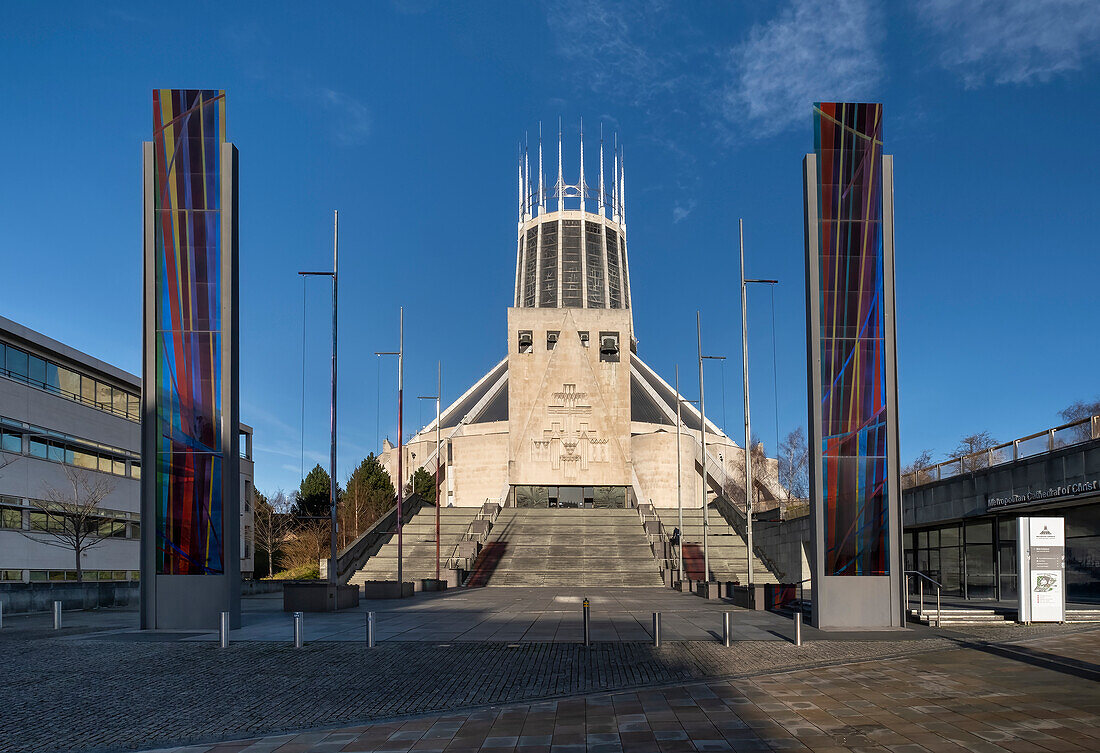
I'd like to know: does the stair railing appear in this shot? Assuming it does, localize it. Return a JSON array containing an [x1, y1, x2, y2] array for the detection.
[[904, 570, 943, 627], [446, 498, 500, 571]]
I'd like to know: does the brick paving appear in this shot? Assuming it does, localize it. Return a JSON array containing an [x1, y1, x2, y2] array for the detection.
[[2, 592, 1097, 753], [136, 630, 1100, 753]]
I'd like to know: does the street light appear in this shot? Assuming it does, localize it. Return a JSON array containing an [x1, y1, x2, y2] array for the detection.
[[738, 217, 778, 587], [417, 361, 442, 582], [297, 210, 339, 587], [673, 367, 699, 584], [375, 308, 404, 587], [697, 311, 725, 584]]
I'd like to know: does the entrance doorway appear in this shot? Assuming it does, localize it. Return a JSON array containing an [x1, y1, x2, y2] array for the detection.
[[512, 485, 629, 509]]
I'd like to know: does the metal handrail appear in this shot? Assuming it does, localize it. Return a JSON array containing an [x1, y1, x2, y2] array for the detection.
[[445, 498, 500, 570], [902, 414, 1099, 489], [904, 570, 942, 627]]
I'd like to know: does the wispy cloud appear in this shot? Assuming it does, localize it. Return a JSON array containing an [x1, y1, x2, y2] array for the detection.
[[916, 0, 1100, 87], [318, 88, 372, 146], [722, 0, 884, 139], [546, 0, 688, 109], [672, 198, 697, 224]]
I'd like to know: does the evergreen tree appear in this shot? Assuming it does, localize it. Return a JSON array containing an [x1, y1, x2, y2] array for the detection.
[[341, 454, 396, 543], [293, 464, 333, 518], [412, 466, 436, 504]]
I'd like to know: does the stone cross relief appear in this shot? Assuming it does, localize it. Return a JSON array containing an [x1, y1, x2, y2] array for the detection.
[[531, 383, 609, 480]]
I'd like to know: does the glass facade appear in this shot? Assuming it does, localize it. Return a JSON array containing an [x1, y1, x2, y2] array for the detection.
[[905, 502, 1100, 602], [512, 485, 628, 509], [519, 216, 629, 310], [561, 220, 583, 307], [0, 416, 140, 478], [539, 220, 558, 307], [585, 221, 605, 308], [0, 341, 139, 422], [522, 227, 537, 307], [813, 102, 890, 576], [152, 89, 226, 575]]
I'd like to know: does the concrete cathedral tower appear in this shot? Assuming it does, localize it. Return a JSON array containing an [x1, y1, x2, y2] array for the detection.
[[386, 120, 783, 545]]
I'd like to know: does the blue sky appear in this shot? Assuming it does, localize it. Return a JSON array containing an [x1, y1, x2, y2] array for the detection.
[[2, 1, 1098, 495]]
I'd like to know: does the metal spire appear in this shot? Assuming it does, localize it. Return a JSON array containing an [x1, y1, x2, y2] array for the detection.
[[517, 145, 523, 225], [524, 133, 530, 220], [620, 145, 626, 228], [538, 121, 544, 214], [598, 123, 605, 217], [612, 134, 619, 223], [578, 117, 585, 213], [557, 117, 563, 212]]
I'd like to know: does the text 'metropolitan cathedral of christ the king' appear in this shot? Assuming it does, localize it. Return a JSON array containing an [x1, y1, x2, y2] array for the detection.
[[381, 123, 783, 526]]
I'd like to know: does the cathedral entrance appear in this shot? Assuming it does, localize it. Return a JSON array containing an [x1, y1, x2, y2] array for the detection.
[[511, 485, 629, 509]]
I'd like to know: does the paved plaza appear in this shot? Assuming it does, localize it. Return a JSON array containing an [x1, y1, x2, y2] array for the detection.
[[1, 588, 1098, 753], [138, 629, 1100, 753]]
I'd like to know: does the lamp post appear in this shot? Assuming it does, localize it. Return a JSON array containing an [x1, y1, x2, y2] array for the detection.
[[697, 312, 725, 584], [738, 218, 778, 586], [298, 210, 339, 586], [417, 361, 442, 581], [375, 308, 404, 587], [675, 365, 683, 581]]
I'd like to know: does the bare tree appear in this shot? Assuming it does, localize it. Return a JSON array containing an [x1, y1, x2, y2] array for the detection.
[[901, 449, 937, 489], [254, 489, 290, 579], [22, 466, 116, 582], [280, 520, 329, 577], [722, 438, 772, 516], [952, 431, 999, 472], [778, 427, 808, 499], [1060, 398, 1100, 442]]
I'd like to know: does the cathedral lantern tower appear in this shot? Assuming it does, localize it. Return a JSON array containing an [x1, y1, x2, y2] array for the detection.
[[506, 120, 637, 508]]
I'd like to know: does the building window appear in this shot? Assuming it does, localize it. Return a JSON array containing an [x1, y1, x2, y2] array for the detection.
[[578, 331, 590, 347], [518, 330, 533, 353], [1, 506, 22, 529], [0, 570, 22, 582], [0, 340, 139, 422], [546, 331, 559, 350]]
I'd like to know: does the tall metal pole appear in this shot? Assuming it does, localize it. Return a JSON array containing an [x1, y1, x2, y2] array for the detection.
[[697, 312, 709, 582], [740, 218, 754, 586], [435, 362, 442, 581], [328, 210, 338, 586], [675, 365, 684, 580], [397, 308, 404, 587]]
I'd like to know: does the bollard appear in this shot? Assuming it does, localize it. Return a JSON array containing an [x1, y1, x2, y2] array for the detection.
[[53, 600, 62, 630], [652, 612, 661, 648], [794, 611, 803, 646], [219, 611, 230, 649], [293, 611, 304, 648], [723, 612, 732, 647], [582, 597, 591, 647], [366, 611, 375, 648]]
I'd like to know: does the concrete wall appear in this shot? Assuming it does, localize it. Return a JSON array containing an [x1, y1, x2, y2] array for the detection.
[[451, 428, 509, 506], [0, 581, 139, 614], [631, 429, 701, 509], [904, 438, 1100, 527], [507, 307, 634, 489], [754, 516, 812, 584]]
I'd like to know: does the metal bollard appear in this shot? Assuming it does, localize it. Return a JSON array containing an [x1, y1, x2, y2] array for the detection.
[[723, 612, 732, 647], [794, 611, 803, 646], [293, 611, 304, 648], [582, 597, 591, 647], [366, 611, 375, 648], [652, 612, 661, 648], [219, 611, 230, 649], [53, 600, 62, 630]]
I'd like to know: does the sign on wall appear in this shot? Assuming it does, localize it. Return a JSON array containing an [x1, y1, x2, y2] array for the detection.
[[1017, 516, 1065, 623]]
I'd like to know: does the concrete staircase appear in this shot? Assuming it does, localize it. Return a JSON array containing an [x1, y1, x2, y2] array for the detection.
[[907, 606, 1008, 626], [347, 507, 480, 587], [466, 508, 664, 587], [671, 507, 779, 585], [1067, 608, 1100, 622]]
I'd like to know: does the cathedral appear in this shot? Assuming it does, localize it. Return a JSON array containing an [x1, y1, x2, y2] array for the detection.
[[383, 124, 781, 514]]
